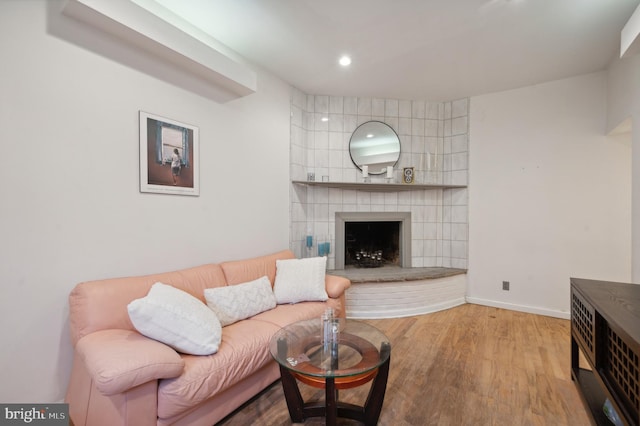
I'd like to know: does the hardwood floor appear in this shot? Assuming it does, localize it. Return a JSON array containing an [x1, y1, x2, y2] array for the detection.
[[217, 304, 592, 425]]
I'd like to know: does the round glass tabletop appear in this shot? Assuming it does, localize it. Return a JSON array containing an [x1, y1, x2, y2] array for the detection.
[[269, 318, 391, 379]]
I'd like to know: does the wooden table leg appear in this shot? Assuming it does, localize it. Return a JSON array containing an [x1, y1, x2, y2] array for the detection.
[[279, 365, 305, 423], [363, 344, 391, 425], [325, 377, 337, 426]]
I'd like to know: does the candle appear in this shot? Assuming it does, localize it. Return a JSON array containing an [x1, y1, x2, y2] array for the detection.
[[362, 165, 368, 178], [386, 165, 393, 178]]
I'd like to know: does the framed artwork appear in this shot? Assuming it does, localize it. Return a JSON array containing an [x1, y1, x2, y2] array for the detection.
[[139, 111, 199, 196], [402, 167, 415, 184]]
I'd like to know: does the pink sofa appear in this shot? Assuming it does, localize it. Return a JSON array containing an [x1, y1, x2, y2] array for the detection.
[[65, 250, 350, 426]]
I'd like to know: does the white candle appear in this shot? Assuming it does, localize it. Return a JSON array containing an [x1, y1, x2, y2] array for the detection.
[[362, 165, 368, 177], [386, 165, 393, 178]]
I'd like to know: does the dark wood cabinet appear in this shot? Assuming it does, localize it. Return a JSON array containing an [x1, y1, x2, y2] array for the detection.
[[570, 278, 640, 426]]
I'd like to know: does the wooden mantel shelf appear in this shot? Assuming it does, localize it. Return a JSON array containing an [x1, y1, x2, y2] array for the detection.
[[292, 180, 466, 192]]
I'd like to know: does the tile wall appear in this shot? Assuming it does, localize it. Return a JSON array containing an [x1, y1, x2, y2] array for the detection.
[[289, 88, 469, 270]]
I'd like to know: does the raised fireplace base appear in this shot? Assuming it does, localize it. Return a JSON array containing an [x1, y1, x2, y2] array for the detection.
[[331, 267, 467, 319]]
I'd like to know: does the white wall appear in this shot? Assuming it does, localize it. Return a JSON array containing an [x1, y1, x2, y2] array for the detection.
[[468, 72, 631, 318], [606, 54, 640, 280], [0, 1, 291, 403]]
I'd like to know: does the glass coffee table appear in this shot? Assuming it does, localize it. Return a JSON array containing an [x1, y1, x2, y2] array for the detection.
[[269, 318, 391, 425]]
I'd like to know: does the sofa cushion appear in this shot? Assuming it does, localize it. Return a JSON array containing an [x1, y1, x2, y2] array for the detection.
[[76, 329, 184, 396], [204, 276, 276, 326], [128, 282, 222, 355], [273, 257, 328, 304], [157, 320, 281, 419]]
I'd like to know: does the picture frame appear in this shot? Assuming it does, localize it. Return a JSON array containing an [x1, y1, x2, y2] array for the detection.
[[402, 167, 415, 184], [139, 111, 199, 196]]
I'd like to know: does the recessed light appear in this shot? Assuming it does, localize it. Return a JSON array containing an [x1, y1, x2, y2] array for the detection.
[[339, 55, 352, 66], [321, 117, 329, 122]]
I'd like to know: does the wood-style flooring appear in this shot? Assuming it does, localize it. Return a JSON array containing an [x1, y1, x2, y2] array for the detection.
[[217, 303, 592, 425]]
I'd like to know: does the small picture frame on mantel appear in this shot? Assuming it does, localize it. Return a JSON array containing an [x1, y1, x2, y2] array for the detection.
[[402, 167, 415, 184]]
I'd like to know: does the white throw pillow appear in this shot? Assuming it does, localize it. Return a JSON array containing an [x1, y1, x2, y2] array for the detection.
[[273, 257, 328, 304], [204, 276, 276, 326], [127, 282, 222, 355]]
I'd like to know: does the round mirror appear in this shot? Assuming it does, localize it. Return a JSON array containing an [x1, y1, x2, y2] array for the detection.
[[349, 121, 400, 175]]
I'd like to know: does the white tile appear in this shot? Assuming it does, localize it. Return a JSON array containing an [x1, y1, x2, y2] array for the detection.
[[443, 119, 452, 137], [450, 188, 468, 206], [328, 114, 344, 132], [344, 97, 358, 115], [370, 192, 385, 205], [339, 189, 355, 204], [426, 102, 440, 120], [315, 96, 329, 113], [442, 223, 451, 239], [329, 96, 343, 113], [329, 150, 343, 168], [424, 223, 438, 239], [385, 117, 399, 133], [372, 98, 385, 116], [328, 168, 343, 182], [452, 223, 468, 241], [452, 98, 468, 118], [451, 152, 468, 171], [451, 170, 468, 185], [356, 191, 371, 205], [329, 132, 343, 150], [343, 203, 357, 212], [398, 117, 412, 135], [411, 119, 425, 136], [444, 102, 452, 119], [315, 131, 329, 151], [412, 239, 425, 257], [424, 239, 437, 257], [412, 101, 425, 119], [452, 116, 468, 136], [451, 241, 467, 259], [451, 205, 468, 223], [451, 134, 468, 153], [306, 95, 315, 112], [399, 100, 412, 118], [385, 99, 399, 117], [425, 119, 438, 137], [315, 113, 329, 131], [344, 115, 358, 133], [358, 98, 372, 115], [314, 150, 329, 169]]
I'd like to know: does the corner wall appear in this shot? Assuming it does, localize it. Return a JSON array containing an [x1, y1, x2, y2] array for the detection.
[[289, 90, 470, 270], [468, 72, 631, 318]]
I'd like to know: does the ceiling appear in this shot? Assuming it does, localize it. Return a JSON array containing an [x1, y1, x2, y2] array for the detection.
[[153, 0, 639, 102]]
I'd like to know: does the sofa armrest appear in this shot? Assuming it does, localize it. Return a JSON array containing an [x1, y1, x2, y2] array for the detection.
[[75, 329, 184, 396], [325, 274, 351, 299]]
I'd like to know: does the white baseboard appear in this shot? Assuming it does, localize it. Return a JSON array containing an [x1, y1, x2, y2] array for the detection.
[[465, 297, 570, 320]]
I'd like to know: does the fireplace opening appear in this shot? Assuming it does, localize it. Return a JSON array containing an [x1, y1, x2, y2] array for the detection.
[[345, 221, 400, 268]]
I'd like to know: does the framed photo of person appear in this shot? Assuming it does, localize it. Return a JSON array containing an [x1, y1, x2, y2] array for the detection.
[[139, 111, 200, 196]]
